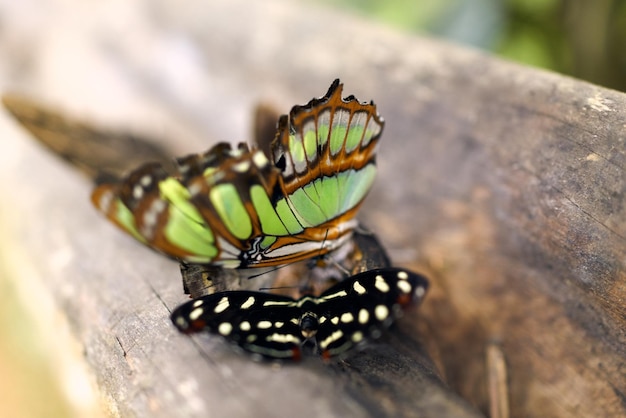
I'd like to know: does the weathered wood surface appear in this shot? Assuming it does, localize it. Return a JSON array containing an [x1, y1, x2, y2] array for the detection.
[[1, 0, 624, 417]]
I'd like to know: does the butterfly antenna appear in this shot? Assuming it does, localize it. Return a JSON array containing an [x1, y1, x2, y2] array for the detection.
[[312, 228, 352, 276], [246, 262, 292, 281], [257, 284, 300, 292], [323, 253, 351, 276]]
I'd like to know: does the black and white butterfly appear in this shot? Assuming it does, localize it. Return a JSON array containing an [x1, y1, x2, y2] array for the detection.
[[170, 268, 429, 361]]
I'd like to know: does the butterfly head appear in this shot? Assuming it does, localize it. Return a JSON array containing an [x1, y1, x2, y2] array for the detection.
[[298, 311, 320, 339]]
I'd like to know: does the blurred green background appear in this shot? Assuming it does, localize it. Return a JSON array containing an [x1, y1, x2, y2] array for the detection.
[[319, 0, 626, 92]]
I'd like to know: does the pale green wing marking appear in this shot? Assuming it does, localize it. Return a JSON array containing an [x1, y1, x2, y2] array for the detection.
[[329, 108, 350, 156], [164, 210, 218, 258], [288, 133, 307, 173], [363, 124, 381, 147], [339, 165, 377, 213], [344, 111, 367, 153], [259, 235, 277, 250], [210, 183, 253, 240], [114, 199, 146, 242], [250, 184, 289, 235], [274, 199, 304, 234], [159, 178, 218, 257], [315, 176, 340, 219], [302, 123, 318, 162], [160, 178, 213, 240], [288, 184, 328, 226]]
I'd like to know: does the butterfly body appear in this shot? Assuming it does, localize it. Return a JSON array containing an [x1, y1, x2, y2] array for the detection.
[[171, 268, 429, 360]]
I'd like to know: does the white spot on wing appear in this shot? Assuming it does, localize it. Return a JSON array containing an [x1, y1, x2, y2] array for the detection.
[[320, 290, 348, 301], [132, 184, 143, 200], [96, 190, 114, 212], [374, 275, 390, 293], [241, 296, 255, 310], [319, 330, 344, 349], [233, 160, 251, 172], [341, 312, 354, 323], [358, 308, 369, 324], [214, 297, 230, 314], [374, 305, 389, 321], [189, 307, 204, 321], [352, 280, 366, 295], [396, 280, 412, 294], [263, 300, 294, 307], [218, 322, 233, 336], [414, 286, 426, 298], [257, 320, 272, 329], [188, 182, 202, 196], [266, 333, 301, 344], [253, 151, 269, 168], [140, 175, 152, 187], [142, 199, 166, 232]]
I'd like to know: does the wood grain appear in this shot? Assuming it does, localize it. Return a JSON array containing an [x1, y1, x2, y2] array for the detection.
[[0, 0, 624, 417]]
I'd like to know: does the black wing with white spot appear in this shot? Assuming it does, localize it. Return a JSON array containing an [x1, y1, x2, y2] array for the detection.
[[312, 268, 429, 359], [170, 268, 429, 361], [171, 290, 305, 360]]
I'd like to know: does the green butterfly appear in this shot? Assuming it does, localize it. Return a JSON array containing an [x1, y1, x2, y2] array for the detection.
[[91, 80, 384, 268]]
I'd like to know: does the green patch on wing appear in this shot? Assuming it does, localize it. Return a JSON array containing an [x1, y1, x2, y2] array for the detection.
[[345, 111, 367, 152], [275, 199, 304, 234], [159, 178, 218, 258], [114, 199, 146, 243], [329, 109, 350, 155], [339, 165, 377, 213], [250, 184, 289, 236], [210, 183, 253, 240]]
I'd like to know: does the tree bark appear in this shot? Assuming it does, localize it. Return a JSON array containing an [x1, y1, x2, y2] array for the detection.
[[0, 0, 624, 417]]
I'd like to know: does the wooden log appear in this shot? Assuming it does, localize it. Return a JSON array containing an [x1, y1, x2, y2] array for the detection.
[[0, 0, 624, 417]]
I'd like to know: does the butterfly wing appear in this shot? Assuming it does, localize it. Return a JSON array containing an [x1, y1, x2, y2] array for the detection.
[[91, 80, 384, 268], [312, 268, 429, 359], [171, 268, 430, 361], [2, 93, 174, 181], [92, 143, 282, 267], [268, 80, 384, 251], [171, 291, 305, 360]]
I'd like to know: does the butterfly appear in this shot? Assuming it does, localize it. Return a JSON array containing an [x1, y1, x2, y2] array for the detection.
[[1, 93, 174, 182], [91, 80, 384, 268], [170, 268, 429, 361]]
